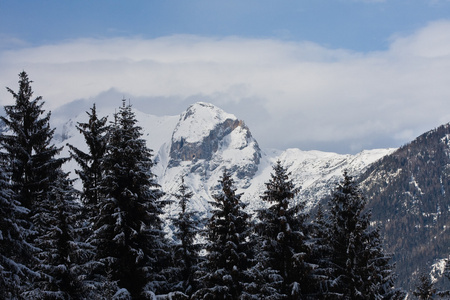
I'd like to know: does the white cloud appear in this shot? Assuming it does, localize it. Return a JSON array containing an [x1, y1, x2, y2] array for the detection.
[[1, 20, 450, 153], [389, 20, 450, 58]]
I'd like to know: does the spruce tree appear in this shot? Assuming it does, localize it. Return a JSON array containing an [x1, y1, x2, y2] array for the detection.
[[24, 170, 85, 299], [171, 177, 202, 297], [89, 101, 167, 298], [413, 273, 436, 300], [325, 171, 402, 299], [255, 160, 310, 299], [308, 203, 334, 298], [0, 155, 35, 299], [0, 71, 65, 211], [67, 103, 109, 209], [66, 104, 110, 296], [241, 234, 285, 300], [0, 71, 68, 297], [193, 169, 252, 299]]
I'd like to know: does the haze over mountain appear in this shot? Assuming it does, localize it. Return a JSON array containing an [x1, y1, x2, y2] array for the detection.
[[5, 19, 450, 154]]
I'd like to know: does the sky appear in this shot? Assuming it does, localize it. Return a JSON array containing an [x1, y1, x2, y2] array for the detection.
[[1, 0, 450, 153]]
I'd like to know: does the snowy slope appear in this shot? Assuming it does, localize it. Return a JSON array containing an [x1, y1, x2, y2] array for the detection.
[[57, 102, 394, 220], [172, 102, 235, 144], [241, 147, 395, 213]]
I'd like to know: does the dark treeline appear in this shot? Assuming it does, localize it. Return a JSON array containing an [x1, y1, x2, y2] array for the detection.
[[0, 72, 447, 299]]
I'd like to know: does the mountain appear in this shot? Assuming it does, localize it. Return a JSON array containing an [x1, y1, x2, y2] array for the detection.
[[155, 103, 393, 221], [59, 102, 391, 218], [58, 102, 405, 278], [359, 124, 450, 291]]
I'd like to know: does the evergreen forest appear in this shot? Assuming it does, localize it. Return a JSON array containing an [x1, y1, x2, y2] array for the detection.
[[1, 72, 449, 299]]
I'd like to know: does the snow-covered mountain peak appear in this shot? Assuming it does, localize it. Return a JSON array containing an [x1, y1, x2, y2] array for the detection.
[[56, 101, 394, 225], [172, 102, 236, 144], [168, 102, 259, 166]]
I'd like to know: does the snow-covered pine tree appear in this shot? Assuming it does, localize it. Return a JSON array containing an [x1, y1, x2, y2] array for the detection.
[[0, 155, 35, 299], [24, 170, 85, 299], [308, 203, 334, 298], [192, 169, 252, 299], [89, 101, 168, 298], [241, 234, 285, 300], [66, 104, 110, 296], [413, 273, 436, 300], [0, 71, 68, 296], [0, 71, 65, 212], [255, 160, 310, 299], [67, 103, 109, 210], [326, 171, 403, 299], [170, 177, 202, 297]]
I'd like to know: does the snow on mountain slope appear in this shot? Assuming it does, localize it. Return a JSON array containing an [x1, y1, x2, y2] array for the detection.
[[172, 102, 236, 144], [241, 147, 395, 213], [57, 101, 394, 220], [154, 102, 263, 220]]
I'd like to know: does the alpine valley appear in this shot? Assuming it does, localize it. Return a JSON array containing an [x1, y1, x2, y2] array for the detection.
[[56, 101, 449, 292]]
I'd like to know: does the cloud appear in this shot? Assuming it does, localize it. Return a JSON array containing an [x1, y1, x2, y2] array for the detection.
[[389, 20, 450, 58], [1, 20, 450, 153], [0, 34, 29, 50]]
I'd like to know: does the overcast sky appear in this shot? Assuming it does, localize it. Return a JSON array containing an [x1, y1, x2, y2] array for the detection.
[[1, 0, 450, 153]]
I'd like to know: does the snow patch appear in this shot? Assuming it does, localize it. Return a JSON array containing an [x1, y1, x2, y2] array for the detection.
[[172, 102, 236, 143], [431, 257, 448, 283]]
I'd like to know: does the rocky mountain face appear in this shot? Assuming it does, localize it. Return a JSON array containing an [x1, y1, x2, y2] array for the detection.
[[58, 101, 393, 216], [167, 102, 261, 181], [152, 102, 263, 218], [359, 124, 450, 291], [145, 102, 390, 219]]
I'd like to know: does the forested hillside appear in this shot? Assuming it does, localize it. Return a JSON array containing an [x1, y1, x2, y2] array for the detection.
[[360, 124, 450, 292]]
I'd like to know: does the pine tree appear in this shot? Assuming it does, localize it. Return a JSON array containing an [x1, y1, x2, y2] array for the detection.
[[308, 203, 334, 298], [0, 155, 35, 299], [171, 177, 202, 297], [66, 104, 110, 296], [0, 71, 68, 297], [193, 169, 252, 299], [0, 71, 65, 211], [255, 160, 310, 299], [241, 234, 285, 300], [67, 103, 109, 209], [413, 273, 436, 300], [24, 170, 85, 299], [89, 101, 168, 298], [325, 171, 403, 299], [66, 103, 112, 296]]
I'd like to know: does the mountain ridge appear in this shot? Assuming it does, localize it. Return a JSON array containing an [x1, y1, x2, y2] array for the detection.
[[359, 122, 450, 291], [58, 102, 393, 214]]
